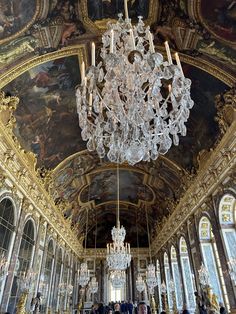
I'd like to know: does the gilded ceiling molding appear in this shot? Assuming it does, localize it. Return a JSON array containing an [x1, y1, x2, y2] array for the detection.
[[83, 248, 150, 259], [0, 45, 87, 89], [0, 0, 41, 45], [151, 118, 236, 255], [0, 91, 83, 255]]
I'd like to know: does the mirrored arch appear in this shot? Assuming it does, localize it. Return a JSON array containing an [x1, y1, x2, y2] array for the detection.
[[199, 217, 228, 308], [164, 252, 173, 310], [170, 246, 183, 310], [8, 219, 35, 313], [179, 237, 195, 310]]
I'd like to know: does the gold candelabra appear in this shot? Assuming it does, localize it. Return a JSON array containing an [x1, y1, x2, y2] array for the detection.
[[151, 294, 157, 314], [16, 291, 28, 314]]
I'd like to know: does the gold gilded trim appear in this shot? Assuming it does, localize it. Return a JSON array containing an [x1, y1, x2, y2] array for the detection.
[[0, 0, 41, 45], [0, 45, 88, 89], [195, 0, 236, 46]]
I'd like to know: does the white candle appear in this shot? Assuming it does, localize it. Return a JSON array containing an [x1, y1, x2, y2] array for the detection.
[[84, 77, 87, 88], [128, 243, 130, 254], [81, 61, 85, 82], [91, 42, 95, 66], [175, 52, 184, 77], [168, 84, 172, 93], [124, 0, 129, 20], [130, 29, 136, 50], [89, 93, 93, 107], [148, 31, 155, 53], [164, 41, 172, 64], [110, 29, 114, 53]]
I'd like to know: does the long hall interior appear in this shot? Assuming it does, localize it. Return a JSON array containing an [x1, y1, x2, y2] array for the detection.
[[0, 0, 235, 314]]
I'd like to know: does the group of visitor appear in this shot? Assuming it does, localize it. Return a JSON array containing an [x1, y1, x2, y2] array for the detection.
[[90, 300, 149, 314]]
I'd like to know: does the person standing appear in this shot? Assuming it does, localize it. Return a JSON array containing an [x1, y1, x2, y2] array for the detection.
[[127, 300, 133, 314]]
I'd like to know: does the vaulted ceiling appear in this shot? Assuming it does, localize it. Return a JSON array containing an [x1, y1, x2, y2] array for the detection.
[[0, 0, 235, 248]]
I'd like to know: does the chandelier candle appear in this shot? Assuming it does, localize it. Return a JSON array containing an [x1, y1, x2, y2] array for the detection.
[[164, 41, 172, 64], [130, 29, 136, 50], [81, 61, 85, 82], [175, 52, 184, 77], [76, 8, 194, 164], [124, 0, 129, 19], [110, 29, 114, 53], [91, 42, 95, 66]]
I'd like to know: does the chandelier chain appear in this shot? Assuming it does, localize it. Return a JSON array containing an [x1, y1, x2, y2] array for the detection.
[[145, 201, 152, 263], [117, 163, 120, 228]]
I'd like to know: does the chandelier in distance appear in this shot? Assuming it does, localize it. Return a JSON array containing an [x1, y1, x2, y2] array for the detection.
[[106, 165, 131, 271], [110, 269, 126, 289], [76, 0, 194, 165]]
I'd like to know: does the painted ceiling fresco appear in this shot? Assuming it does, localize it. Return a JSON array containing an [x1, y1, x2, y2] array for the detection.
[[0, 0, 235, 248], [200, 0, 236, 43]]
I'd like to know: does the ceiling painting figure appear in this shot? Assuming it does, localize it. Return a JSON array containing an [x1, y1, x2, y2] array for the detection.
[[4, 55, 86, 169], [0, 0, 38, 43], [200, 0, 236, 43]]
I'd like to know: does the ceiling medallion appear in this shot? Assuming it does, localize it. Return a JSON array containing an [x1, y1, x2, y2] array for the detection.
[[76, 0, 193, 165]]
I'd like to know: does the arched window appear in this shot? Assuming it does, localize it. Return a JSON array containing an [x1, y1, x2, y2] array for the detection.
[[40, 240, 54, 312], [0, 198, 15, 299], [179, 237, 195, 310], [8, 219, 35, 313], [52, 248, 63, 310], [219, 194, 236, 261], [156, 259, 162, 312], [170, 246, 183, 310], [199, 217, 229, 308], [164, 252, 173, 310]]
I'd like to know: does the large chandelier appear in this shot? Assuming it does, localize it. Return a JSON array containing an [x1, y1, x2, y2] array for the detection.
[[107, 223, 131, 270], [106, 165, 131, 270], [110, 270, 126, 288], [146, 263, 158, 292], [78, 262, 90, 287], [90, 276, 98, 293], [76, 1, 193, 165], [198, 263, 210, 286], [136, 274, 145, 293]]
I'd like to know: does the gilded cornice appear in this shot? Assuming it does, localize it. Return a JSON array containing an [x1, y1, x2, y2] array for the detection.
[[151, 120, 236, 254], [83, 248, 150, 259], [0, 93, 83, 256]]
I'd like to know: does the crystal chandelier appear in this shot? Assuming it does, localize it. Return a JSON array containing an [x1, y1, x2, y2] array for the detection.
[[78, 262, 90, 287], [110, 270, 126, 288], [198, 263, 210, 286], [107, 223, 131, 270], [76, 0, 193, 165], [136, 274, 145, 292], [106, 165, 131, 270], [145, 202, 157, 293], [17, 268, 37, 292], [90, 276, 98, 293], [146, 263, 158, 292]]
